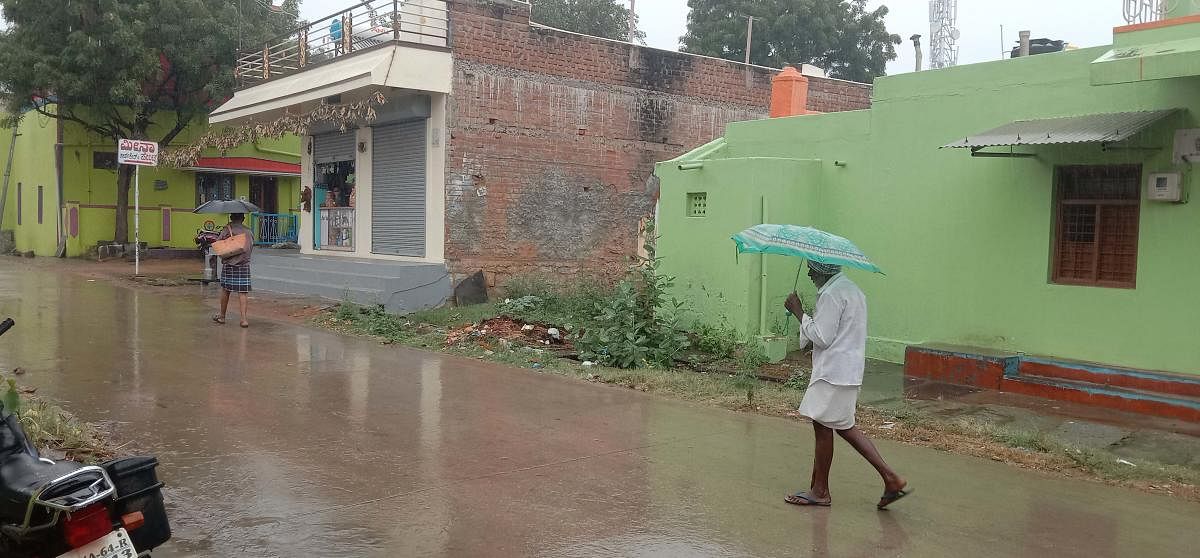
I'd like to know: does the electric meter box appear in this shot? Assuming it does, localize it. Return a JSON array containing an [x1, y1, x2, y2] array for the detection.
[[1146, 172, 1183, 202]]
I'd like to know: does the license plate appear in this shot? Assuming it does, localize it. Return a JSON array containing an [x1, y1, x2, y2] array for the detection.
[[57, 528, 137, 558]]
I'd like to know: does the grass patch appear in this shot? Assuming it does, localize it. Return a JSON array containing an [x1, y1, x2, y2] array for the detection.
[[17, 400, 115, 463], [407, 302, 501, 328], [860, 403, 1200, 497], [3, 380, 114, 463]]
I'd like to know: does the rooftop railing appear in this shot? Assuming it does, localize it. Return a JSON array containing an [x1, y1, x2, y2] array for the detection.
[[235, 0, 449, 86]]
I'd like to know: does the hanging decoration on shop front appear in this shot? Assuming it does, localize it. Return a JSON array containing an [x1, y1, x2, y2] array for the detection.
[[160, 91, 388, 168]]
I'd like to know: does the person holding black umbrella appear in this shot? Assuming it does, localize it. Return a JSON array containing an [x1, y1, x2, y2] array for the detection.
[[213, 213, 253, 328], [194, 199, 260, 328]]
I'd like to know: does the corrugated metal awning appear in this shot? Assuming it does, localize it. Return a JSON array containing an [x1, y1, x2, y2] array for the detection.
[[941, 110, 1178, 149]]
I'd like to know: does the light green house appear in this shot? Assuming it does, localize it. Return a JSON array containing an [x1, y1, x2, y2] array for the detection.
[[0, 104, 302, 258], [656, 10, 1200, 377]]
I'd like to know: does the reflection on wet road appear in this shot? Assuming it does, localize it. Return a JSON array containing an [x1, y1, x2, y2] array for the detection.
[[0, 265, 1197, 557]]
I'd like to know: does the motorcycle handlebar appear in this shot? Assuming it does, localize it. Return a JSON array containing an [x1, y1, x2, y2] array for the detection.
[[0, 318, 13, 337]]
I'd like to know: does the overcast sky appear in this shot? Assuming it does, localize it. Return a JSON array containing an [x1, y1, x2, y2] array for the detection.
[[299, 0, 1133, 77]]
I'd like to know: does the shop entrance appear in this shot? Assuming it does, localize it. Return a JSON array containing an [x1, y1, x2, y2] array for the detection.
[[312, 132, 357, 251]]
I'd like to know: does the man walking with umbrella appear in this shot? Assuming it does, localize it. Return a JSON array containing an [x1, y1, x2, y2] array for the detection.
[[783, 260, 909, 509]]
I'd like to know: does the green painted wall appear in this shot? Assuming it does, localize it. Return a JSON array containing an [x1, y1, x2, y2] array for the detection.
[[657, 38, 1200, 375], [659, 155, 823, 339], [2, 109, 300, 257], [1, 111, 60, 255]]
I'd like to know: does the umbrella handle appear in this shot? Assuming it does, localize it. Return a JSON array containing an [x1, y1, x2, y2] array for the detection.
[[789, 264, 806, 325]]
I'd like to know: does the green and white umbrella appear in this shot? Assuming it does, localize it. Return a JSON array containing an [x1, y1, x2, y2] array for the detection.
[[731, 224, 884, 274]]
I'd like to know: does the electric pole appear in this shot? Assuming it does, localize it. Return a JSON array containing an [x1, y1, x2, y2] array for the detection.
[[628, 0, 638, 43], [744, 16, 755, 65]]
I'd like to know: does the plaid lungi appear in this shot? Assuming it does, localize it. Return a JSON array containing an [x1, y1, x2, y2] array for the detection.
[[220, 263, 252, 293]]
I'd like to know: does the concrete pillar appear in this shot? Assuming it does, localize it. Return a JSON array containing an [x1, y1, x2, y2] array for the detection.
[[769, 66, 809, 118]]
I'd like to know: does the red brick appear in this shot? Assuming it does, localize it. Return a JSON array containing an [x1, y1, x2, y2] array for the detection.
[[444, 0, 870, 279]]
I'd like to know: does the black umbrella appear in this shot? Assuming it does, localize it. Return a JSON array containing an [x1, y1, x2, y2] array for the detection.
[[193, 199, 262, 214]]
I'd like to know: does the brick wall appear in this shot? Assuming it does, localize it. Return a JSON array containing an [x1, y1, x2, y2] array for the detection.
[[445, 0, 871, 284]]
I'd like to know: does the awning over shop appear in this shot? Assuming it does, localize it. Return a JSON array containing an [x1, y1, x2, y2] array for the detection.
[[185, 157, 300, 177], [208, 45, 452, 124], [941, 110, 1178, 151]]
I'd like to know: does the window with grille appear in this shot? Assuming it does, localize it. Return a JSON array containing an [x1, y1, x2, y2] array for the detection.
[[687, 192, 707, 217], [92, 152, 118, 170], [195, 173, 235, 206], [1052, 165, 1141, 288]]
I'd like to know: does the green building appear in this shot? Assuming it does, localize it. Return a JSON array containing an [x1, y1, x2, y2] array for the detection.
[[656, 10, 1200, 381], [0, 105, 301, 258]]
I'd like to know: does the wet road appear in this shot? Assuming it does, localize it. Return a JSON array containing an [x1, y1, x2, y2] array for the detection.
[[1, 265, 1198, 557]]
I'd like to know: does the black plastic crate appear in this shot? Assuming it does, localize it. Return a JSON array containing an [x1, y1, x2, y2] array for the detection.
[[102, 456, 171, 551]]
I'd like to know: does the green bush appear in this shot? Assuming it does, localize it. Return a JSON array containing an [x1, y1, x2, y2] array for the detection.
[[334, 295, 359, 321], [499, 295, 543, 314], [576, 223, 690, 368], [692, 322, 741, 359], [738, 344, 770, 372]]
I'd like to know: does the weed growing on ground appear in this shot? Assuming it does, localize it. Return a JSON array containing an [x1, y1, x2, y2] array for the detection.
[[738, 344, 770, 372], [334, 298, 359, 321], [503, 273, 557, 299], [691, 322, 740, 359], [499, 296, 542, 314], [496, 274, 612, 330], [408, 302, 499, 327], [783, 370, 809, 390], [1, 377, 113, 463]]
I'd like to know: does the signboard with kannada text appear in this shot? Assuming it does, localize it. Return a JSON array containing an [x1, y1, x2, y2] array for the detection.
[[117, 138, 159, 166]]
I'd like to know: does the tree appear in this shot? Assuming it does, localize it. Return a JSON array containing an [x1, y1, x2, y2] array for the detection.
[[681, 0, 900, 82], [0, 0, 299, 244], [530, 0, 646, 43]]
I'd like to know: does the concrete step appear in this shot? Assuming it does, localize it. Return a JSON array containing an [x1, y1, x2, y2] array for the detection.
[[252, 276, 386, 306], [1001, 375, 1200, 423], [1018, 358, 1200, 399], [253, 264, 400, 291], [248, 251, 451, 313], [253, 251, 438, 274]]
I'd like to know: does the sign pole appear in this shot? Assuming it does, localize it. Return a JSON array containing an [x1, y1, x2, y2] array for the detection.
[[134, 165, 140, 276], [117, 138, 156, 278]]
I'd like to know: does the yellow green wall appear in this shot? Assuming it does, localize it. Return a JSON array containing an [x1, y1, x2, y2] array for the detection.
[[1, 110, 61, 255], [2, 108, 300, 257]]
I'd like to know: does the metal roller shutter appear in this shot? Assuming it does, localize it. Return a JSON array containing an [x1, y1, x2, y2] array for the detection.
[[313, 132, 356, 163], [371, 120, 427, 256]]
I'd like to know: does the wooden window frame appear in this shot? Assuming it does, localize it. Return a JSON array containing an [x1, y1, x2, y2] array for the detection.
[[1050, 164, 1142, 289]]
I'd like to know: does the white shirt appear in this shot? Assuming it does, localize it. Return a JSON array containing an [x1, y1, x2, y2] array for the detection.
[[800, 273, 867, 386]]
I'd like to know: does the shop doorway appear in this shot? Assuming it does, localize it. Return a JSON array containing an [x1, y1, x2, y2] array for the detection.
[[249, 176, 278, 214]]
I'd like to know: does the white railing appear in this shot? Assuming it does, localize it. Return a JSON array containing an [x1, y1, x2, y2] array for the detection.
[[235, 0, 449, 86], [1123, 0, 1167, 24]]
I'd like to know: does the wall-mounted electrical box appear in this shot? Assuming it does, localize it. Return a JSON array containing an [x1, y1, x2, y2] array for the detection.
[[1146, 172, 1183, 202]]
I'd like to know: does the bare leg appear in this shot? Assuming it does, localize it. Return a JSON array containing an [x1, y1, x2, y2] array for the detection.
[[237, 293, 249, 327], [809, 422, 835, 501], [218, 290, 230, 322], [837, 426, 906, 496]]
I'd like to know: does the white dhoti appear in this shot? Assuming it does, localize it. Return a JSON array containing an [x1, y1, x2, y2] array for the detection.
[[797, 379, 860, 430]]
